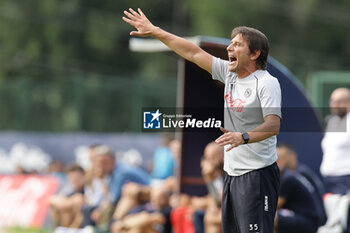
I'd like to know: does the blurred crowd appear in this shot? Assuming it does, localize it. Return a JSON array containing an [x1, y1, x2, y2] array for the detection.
[[21, 87, 350, 233], [47, 134, 226, 233]]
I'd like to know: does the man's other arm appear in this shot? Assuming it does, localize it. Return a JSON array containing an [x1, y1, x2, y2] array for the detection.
[[246, 115, 281, 143], [122, 8, 213, 74], [216, 115, 280, 152]]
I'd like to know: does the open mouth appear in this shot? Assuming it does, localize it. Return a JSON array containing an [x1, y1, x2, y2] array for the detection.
[[229, 56, 237, 63]]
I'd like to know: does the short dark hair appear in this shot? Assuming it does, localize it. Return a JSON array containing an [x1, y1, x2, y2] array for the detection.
[[231, 26, 269, 70], [277, 143, 296, 154], [65, 163, 85, 174]]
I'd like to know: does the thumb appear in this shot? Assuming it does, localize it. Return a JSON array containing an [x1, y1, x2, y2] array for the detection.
[[130, 31, 148, 37], [220, 127, 229, 133], [130, 31, 140, 36]]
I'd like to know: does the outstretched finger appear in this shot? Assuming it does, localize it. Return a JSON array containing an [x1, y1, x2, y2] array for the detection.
[[138, 8, 145, 16], [122, 17, 136, 27], [215, 134, 227, 143], [124, 10, 137, 20], [226, 144, 235, 152], [129, 8, 140, 17], [217, 141, 230, 147]]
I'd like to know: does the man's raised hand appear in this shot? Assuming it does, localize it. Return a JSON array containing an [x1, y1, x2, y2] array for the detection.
[[123, 8, 213, 74], [122, 8, 156, 37]]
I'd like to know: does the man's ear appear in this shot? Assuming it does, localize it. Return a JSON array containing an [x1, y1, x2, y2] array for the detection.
[[250, 50, 261, 61]]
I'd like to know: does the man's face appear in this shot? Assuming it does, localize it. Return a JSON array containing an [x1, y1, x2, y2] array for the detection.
[[276, 147, 288, 172], [330, 91, 350, 117], [68, 171, 85, 192], [89, 148, 97, 166], [201, 144, 223, 176], [94, 154, 115, 177], [226, 34, 254, 73]]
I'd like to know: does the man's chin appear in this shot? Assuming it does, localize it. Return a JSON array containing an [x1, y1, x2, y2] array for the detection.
[[228, 66, 237, 72], [332, 109, 347, 118], [337, 112, 347, 118]]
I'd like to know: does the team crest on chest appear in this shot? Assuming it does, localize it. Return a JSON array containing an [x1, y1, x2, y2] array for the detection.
[[244, 88, 252, 98]]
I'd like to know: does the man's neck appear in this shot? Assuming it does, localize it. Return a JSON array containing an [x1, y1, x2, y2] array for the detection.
[[237, 64, 259, 79]]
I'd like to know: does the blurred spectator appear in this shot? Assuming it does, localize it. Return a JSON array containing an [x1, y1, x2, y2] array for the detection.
[[104, 141, 225, 233], [112, 182, 151, 221], [277, 143, 327, 225], [320, 88, 350, 195], [111, 185, 172, 233], [277, 143, 326, 217], [84, 144, 102, 187], [203, 198, 221, 233], [150, 133, 175, 185], [47, 160, 64, 174], [201, 142, 224, 205], [170, 194, 196, 233], [148, 186, 172, 233], [122, 149, 143, 168], [81, 144, 105, 224], [49, 163, 86, 228], [275, 144, 326, 233], [192, 142, 224, 233], [169, 139, 181, 161], [112, 177, 176, 221], [84, 182, 107, 229], [89, 145, 151, 229], [317, 193, 350, 233], [169, 139, 181, 194]]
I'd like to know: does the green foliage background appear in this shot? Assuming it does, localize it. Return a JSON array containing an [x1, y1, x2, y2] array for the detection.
[[0, 0, 349, 131]]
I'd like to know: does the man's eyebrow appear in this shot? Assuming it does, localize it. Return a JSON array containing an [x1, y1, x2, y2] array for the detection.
[[230, 40, 240, 44]]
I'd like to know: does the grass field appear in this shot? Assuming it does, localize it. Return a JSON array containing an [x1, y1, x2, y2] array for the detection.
[[0, 227, 53, 233]]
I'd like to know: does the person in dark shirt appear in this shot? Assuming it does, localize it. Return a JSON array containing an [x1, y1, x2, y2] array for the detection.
[[297, 163, 327, 225], [49, 163, 86, 228], [275, 143, 326, 233], [111, 185, 172, 233]]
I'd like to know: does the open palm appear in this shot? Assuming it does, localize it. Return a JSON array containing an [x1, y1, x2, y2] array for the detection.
[[122, 8, 156, 37]]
